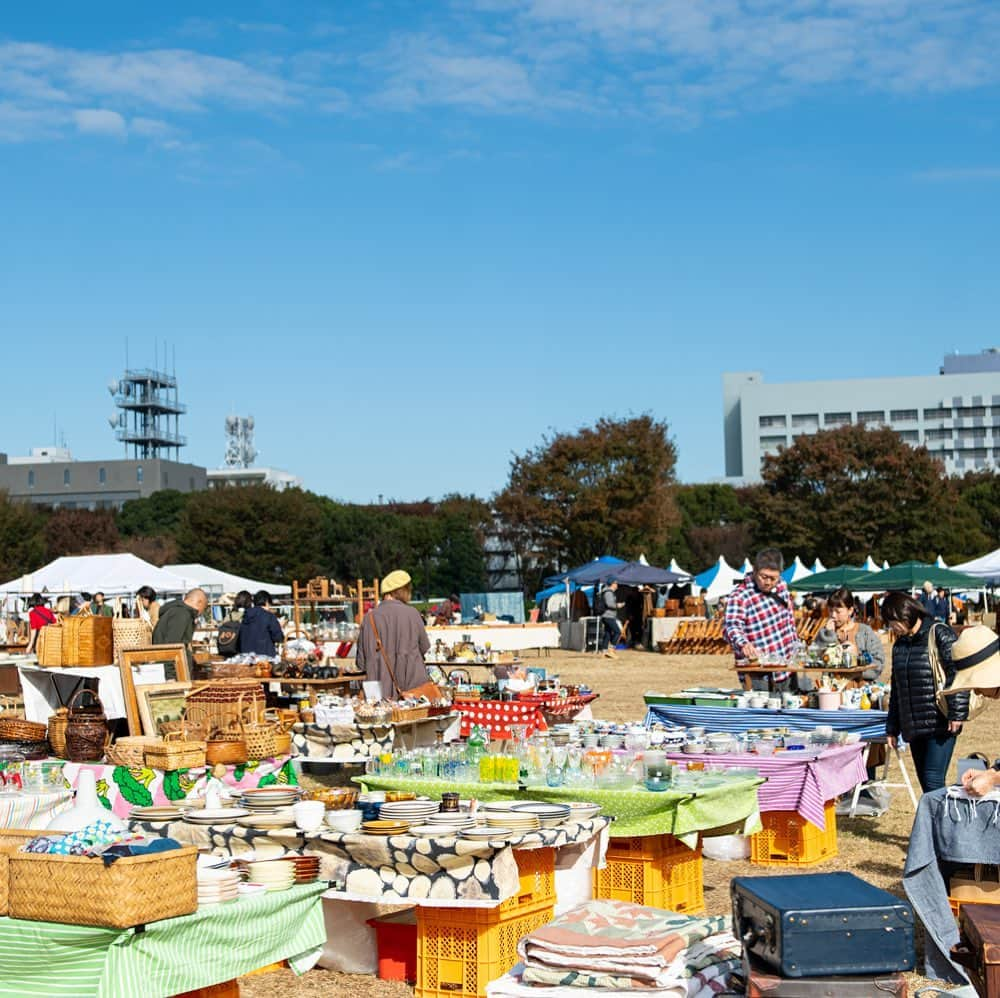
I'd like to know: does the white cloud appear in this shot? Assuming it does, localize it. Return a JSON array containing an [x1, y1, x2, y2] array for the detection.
[[73, 108, 126, 137]]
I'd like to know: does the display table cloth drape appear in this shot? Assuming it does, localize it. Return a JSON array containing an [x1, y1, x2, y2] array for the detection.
[[0, 790, 73, 829], [645, 704, 887, 740]]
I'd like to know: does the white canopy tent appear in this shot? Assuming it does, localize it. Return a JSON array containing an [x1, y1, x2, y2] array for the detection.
[[740, 558, 753, 574], [860, 555, 880, 572], [934, 554, 948, 569], [694, 556, 745, 604], [811, 558, 827, 574], [782, 556, 813, 585], [668, 558, 693, 578], [953, 548, 1000, 585], [166, 563, 291, 598], [0, 554, 190, 599]]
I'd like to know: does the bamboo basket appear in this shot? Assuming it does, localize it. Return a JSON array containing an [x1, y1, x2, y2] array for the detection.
[[61, 616, 113, 666], [204, 739, 248, 766], [47, 708, 69, 758], [144, 730, 206, 771], [36, 624, 63, 667], [8, 846, 198, 928], [186, 680, 266, 733], [242, 721, 278, 760], [112, 618, 152, 663], [106, 736, 161, 769], [0, 830, 49, 917], [0, 718, 48, 743], [64, 689, 109, 763]]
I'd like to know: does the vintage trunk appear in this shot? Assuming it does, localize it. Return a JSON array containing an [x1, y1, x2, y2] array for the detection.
[[731, 872, 914, 977], [954, 902, 1000, 998], [742, 953, 907, 996]]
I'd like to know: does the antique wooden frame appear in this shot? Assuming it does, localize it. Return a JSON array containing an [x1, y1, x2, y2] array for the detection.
[[119, 645, 190, 735]]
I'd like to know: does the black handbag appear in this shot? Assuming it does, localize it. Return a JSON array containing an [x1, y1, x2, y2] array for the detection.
[[217, 619, 241, 658]]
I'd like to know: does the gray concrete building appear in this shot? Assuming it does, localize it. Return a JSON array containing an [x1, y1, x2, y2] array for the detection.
[[0, 449, 207, 509], [723, 348, 1000, 481]]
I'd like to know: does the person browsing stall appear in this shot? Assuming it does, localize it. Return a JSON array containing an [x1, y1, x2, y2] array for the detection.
[[723, 548, 799, 692], [883, 591, 969, 792], [238, 590, 284, 657], [153, 588, 208, 668], [25, 593, 56, 654], [91, 591, 113, 618], [355, 570, 432, 698], [824, 586, 885, 680], [136, 586, 159, 629], [598, 582, 623, 659]]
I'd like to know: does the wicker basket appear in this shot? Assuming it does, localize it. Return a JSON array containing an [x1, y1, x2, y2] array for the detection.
[[62, 616, 113, 666], [64, 689, 109, 763], [0, 830, 50, 916], [8, 846, 198, 928], [112, 618, 152, 663], [106, 736, 161, 769], [243, 721, 278, 760], [36, 624, 63, 668], [0, 718, 47, 743], [204, 739, 248, 766], [206, 660, 260, 680], [144, 730, 207, 771], [47, 708, 69, 758], [186, 680, 266, 734], [273, 731, 292, 756]]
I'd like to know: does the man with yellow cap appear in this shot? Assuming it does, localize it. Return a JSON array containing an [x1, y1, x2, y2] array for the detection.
[[355, 570, 433, 698]]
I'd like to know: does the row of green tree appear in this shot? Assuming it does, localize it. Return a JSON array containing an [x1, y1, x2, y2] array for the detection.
[[0, 416, 995, 595]]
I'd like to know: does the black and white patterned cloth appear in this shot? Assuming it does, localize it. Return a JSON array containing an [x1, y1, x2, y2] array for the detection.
[[291, 722, 395, 761]]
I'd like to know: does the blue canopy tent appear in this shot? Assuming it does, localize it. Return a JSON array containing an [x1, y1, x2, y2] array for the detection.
[[542, 556, 625, 588], [562, 560, 688, 586]]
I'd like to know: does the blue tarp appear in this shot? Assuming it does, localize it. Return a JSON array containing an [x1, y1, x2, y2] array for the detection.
[[459, 592, 525, 624]]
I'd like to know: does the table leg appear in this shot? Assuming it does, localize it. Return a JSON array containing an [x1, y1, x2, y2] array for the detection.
[[848, 744, 870, 818]]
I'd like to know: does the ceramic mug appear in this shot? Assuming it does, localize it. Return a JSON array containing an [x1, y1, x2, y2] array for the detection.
[[292, 800, 326, 832]]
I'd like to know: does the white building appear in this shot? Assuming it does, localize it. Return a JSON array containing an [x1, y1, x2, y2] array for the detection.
[[723, 349, 1000, 481], [207, 467, 302, 491]]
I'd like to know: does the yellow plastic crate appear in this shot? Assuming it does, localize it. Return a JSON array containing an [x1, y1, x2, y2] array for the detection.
[[416, 897, 554, 998], [660, 837, 704, 913], [750, 799, 838, 867], [499, 847, 556, 912], [594, 837, 704, 913]]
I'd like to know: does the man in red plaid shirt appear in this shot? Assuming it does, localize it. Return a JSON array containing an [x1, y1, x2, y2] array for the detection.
[[723, 548, 799, 692]]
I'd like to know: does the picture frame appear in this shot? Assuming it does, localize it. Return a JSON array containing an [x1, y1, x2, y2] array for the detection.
[[136, 682, 193, 738], [119, 645, 190, 735]]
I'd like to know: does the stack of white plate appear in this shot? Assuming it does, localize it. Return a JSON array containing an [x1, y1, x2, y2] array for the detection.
[[488, 811, 540, 833], [247, 860, 295, 892], [197, 868, 240, 905], [130, 805, 185, 823], [565, 801, 602, 821], [461, 826, 514, 841], [428, 813, 476, 830], [237, 809, 295, 830], [183, 807, 249, 826], [379, 800, 440, 822], [240, 787, 301, 811], [407, 824, 463, 838], [481, 802, 520, 814], [509, 802, 572, 828]]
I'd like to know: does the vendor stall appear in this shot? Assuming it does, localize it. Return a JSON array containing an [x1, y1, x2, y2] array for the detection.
[[0, 882, 326, 998], [644, 703, 887, 741], [18, 662, 128, 723], [426, 623, 560, 654]]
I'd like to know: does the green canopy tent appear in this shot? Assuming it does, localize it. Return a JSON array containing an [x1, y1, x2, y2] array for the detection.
[[871, 561, 983, 591], [789, 565, 879, 592]]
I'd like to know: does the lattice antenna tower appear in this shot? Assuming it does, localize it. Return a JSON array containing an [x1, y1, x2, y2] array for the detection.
[[107, 344, 187, 460], [224, 416, 256, 468]]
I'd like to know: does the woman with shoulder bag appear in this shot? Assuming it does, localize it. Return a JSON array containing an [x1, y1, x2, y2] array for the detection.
[[883, 591, 966, 792]]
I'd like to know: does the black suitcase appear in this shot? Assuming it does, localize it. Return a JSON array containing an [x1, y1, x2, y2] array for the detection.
[[741, 953, 908, 996], [731, 872, 914, 977]]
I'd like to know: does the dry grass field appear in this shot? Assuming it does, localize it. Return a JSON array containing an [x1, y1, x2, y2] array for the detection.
[[244, 647, 996, 996]]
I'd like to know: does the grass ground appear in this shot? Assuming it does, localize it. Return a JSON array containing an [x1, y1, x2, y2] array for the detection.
[[243, 647, 992, 996]]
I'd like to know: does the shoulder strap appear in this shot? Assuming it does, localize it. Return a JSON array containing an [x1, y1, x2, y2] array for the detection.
[[367, 611, 402, 697]]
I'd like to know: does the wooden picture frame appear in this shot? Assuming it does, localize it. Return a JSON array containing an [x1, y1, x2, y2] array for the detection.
[[136, 682, 193, 738], [119, 645, 190, 735]]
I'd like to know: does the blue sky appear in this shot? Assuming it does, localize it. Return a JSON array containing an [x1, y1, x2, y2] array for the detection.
[[1, 1, 998, 502]]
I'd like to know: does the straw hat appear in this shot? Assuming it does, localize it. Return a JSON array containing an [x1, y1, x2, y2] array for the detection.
[[381, 570, 411, 595], [942, 625, 1000, 696]]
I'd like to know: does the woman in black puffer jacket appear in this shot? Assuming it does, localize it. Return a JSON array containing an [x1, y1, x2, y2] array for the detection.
[[884, 591, 966, 792]]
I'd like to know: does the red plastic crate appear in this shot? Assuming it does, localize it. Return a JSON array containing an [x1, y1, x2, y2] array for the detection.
[[368, 910, 417, 983]]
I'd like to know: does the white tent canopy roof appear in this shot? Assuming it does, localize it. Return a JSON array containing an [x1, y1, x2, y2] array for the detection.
[[668, 558, 692, 578], [740, 558, 753, 574], [860, 555, 880, 572], [695, 556, 745, 603], [934, 554, 948, 568], [811, 558, 827, 574], [166, 563, 291, 597], [0, 554, 190, 598], [783, 556, 813, 584], [953, 547, 1000, 584]]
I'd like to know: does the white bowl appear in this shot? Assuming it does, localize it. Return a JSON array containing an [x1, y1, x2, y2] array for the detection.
[[325, 810, 363, 832]]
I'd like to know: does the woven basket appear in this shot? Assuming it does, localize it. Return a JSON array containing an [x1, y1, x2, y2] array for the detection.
[[0, 831, 49, 917], [273, 731, 292, 756], [47, 708, 69, 758], [144, 730, 206, 771], [0, 718, 48, 742], [186, 680, 265, 734], [64, 689, 109, 763], [106, 736, 161, 769], [62, 616, 113, 666], [8, 846, 198, 928], [0, 696, 20, 719], [112, 618, 152, 663], [36, 624, 63, 667], [204, 739, 248, 766], [243, 721, 278, 760]]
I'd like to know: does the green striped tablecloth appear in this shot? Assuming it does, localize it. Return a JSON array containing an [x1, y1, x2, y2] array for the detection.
[[0, 881, 327, 998]]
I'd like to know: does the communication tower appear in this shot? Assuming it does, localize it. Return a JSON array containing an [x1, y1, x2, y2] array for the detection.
[[224, 416, 257, 468], [107, 368, 187, 460]]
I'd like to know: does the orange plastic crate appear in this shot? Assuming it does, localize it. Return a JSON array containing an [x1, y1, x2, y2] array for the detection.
[[594, 836, 704, 912], [416, 897, 554, 998], [750, 800, 838, 867], [499, 848, 556, 912]]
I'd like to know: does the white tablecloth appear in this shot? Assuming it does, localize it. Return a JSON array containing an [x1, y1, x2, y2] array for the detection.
[[426, 623, 560, 652], [17, 664, 127, 723], [0, 790, 73, 829], [647, 616, 702, 645]]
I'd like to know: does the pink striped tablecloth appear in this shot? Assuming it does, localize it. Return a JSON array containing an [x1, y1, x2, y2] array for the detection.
[[664, 743, 866, 831]]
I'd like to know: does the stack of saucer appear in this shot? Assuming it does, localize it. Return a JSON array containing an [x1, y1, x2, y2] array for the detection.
[[488, 811, 540, 833], [284, 855, 321, 883], [183, 807, 249, 827], [237, 810, 294, 830], [427, 813, 476, 831], [130, 805, 185, 823], [378, 799, 439, 823], [509, 801, 572, 828], [240, 787, 301, 811], [361, 819, 410, 836], [247, 860, 295, 892], [461, 826, 514, 841], [198, 867, 240, 906]]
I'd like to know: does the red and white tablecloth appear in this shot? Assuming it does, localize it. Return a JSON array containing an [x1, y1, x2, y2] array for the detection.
[[456, 700, 547, 740]]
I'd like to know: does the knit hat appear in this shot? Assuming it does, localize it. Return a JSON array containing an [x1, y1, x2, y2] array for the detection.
[[381, 570, 411, 596], [942, 625, 1000, 696]]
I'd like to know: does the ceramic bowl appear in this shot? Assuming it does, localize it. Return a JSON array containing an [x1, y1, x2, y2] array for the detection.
[[324, 810, 363, 832]]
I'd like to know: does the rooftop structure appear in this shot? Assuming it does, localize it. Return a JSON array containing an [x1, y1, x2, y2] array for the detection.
[[109, 368, 186, 461]]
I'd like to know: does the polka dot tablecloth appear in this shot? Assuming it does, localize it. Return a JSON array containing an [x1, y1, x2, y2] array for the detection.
[[456, 700, 547, 740]]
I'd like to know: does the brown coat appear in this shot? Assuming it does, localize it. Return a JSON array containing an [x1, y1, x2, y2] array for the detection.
[[355, 599, 431, 697]]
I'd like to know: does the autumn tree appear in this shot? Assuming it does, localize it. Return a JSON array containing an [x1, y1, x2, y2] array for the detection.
[[662, 484, 755, 570], [744, 425, 989, 565], [44, 509, 120, 559], [117, 490, 191, 539], [494, 414, 680, 574], [0, 492, 47, 581]]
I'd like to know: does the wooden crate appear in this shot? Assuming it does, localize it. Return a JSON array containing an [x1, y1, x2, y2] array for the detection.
[[61, 617, 113, 666]]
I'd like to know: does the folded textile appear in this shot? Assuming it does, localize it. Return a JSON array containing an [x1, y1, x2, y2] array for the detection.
[[487, 964, 685, 998]]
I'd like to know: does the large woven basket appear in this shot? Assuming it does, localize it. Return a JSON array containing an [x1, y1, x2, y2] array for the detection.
[[8, 846, 198, 928], [62, 616, 113, 666], [204, 739, 248, 766], [64, 689, 109, 763], [47, 708, 69, 758], [144, 730, 206, 771], [106, 736, 161, 769], [0, 718, 48, 743], [0, 830, 50, 916], [242, 721, 278, 760], [186, 680, 265, 734], [36, 624, 63, 667], [112, 618, 152, 663]]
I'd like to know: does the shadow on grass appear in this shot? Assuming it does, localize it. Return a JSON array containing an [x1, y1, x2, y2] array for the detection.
[[840, 822, 912, 850]]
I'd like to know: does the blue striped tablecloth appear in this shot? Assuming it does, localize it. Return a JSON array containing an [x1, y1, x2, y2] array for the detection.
[[644, 704, 887, 740]]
